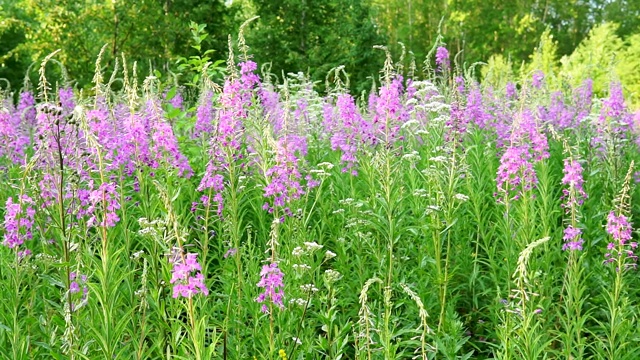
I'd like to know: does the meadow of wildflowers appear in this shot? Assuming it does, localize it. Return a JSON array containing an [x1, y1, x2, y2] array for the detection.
[[1, 34, 640, 360]]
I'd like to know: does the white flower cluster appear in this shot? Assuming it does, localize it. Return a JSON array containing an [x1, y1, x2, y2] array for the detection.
[[324, 269, 342, 283], [300, 284, 319, 293]]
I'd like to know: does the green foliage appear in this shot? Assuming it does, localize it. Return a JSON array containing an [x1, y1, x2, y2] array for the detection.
[[247, 0, 385, 94], [2, 0, 640, 98], [0, 0, 240, 89], [619, 34, 640, 107], [527, 28, 560, 86], [175, 22, 226, 88], [481, 55, 515, 90], [560, 23, 624, 97]]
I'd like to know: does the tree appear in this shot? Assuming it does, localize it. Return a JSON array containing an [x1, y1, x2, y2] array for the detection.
[[0, 0, 240, 89], [247, 0, 386, 93]]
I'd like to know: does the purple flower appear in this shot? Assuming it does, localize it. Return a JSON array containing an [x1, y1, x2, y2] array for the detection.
[[505, 82, 517, 99], [119, 112, 152, 174], [370, 75, 408, 146], [17, 249, 31, 259], [146, 99, 193, 177], [464, 84, 492, 130], [170, 251, 209, 298], [532, 70, 544, 89], [84, 182, 121, 228], [574, 79, 593, 124], [323, 93, 371, 175], [2, 195, 35, 249], [455, 76, 465, 94], [562, 226, 584, 251], [435, 47, 450, 70], [58, 87, 75, 112], [446, 102, 468, 144], [198, 61, 260, 216], [561, 158, 587, 209], [512, 110, 549, 161], [194, 90, 215, 138], [165, 88, 184, 111], [224, 248, 238, 258], [540, 92, 577, 130], [256, 262, 285, 313], [18, 91, 37, 128], [85, 106, 124, 172], [593, 82, 634, 155], [604, 211, 637, 267], [495, 145, 537, 202], [263, 138, 305, 213], [0, 91, 34, 164], [70, 282, 80, 294], [68, 271, 89, 302], [606, 212, 632, 244]]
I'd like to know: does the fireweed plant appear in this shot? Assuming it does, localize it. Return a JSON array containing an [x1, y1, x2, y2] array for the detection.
[[2, 35, 640, 359]]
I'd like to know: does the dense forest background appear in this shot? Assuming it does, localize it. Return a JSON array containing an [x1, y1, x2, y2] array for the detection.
[[1, 0, 639, 102]]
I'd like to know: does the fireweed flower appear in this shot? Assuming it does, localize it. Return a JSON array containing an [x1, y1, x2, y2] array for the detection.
[[264, 72, 324, 146], [495, 145, 537, 202], [120, 111, 153, 175], [455, 76, 465, 95], [446, 102, 468, 145], [58, 87, 76, 114], [169, 251, 209, 298], [256, 262, 285, 313], [505, 82, 517, 100], [67, 271, 90, 311], [263, 138, 305, 215], [0, 91, 33, 164], [370, 75, 408, 146], [561, 158, 587, 209], [17, 90, 37, 128], [541, 91, 577, 131], [323, 93, 371, 175], [193, 90, 215, 138], [85, 182, 121, 228], [464, 83, 492, 130], [86, 106, 122, 171], [604, 211, 638, 267], [574, 78, 593, 125], [17, 249, 31, 259], [198, 61, 260, 217], [0, 107, 29, 164], [512, 110, 549, 161], [2, 195, 36, 249], [223, 248, 238, 258], [484, 87, 514, 148], [165, 88, 184, 111], [218, 61, 260, 149], [34, 102, 90, 203], [563, 225, 584, 251], [435, 46, 450, 71], [560, 156, 588, 251], [532, 70, 545, 89], [145, 99, 193, 177], [495, 112, 547, 202], [260, 83, 286, 134], [592, 82, 634, 155], [69, 272, 89, 297]]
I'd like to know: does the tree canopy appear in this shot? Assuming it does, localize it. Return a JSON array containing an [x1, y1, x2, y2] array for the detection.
[[1, 0, 639, 94]]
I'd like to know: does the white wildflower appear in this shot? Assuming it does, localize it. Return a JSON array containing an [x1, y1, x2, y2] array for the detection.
[[300, 284, 319, 293]]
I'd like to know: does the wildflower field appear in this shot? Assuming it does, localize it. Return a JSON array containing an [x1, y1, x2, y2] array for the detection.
[[1, 34, 640, 359]]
